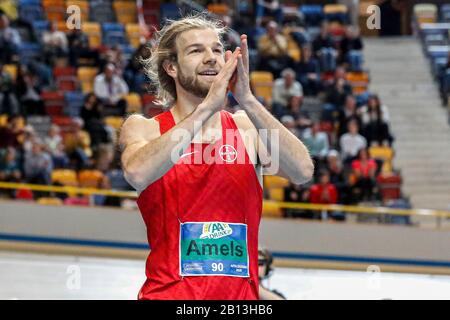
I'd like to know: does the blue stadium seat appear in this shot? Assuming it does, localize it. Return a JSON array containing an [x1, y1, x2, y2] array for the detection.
[[107, 169, 132, 190], [441, 4, 450, 22], [102, 23, 127, 46], [347, 50, 364, 72], [318, 47, 337, 72], [19, 43, 42, 62], [19, 0, 41, 5], [356, 91, 371, 107], [64, 92, 85, 117], [19, 3, 44, 23], [32, 20, 50, 40], [299, 5, 324, 27], [160, 3, 181, 23]]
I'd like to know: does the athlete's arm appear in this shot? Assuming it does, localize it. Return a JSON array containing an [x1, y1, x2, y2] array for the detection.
[[119, 48, 241, 192], [229, 34, 314, 185]]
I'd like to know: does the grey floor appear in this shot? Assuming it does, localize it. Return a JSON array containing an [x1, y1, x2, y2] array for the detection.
[[2, 251, 450, 299]]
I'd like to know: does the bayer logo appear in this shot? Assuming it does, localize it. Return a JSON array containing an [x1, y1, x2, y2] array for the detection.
[[219, 144, 238, 163]]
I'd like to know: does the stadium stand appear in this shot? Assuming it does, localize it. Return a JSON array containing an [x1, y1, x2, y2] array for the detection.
[[0, 0, 410, 222]]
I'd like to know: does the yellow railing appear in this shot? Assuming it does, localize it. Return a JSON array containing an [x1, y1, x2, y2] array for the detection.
[[1, 181, 449, 219]]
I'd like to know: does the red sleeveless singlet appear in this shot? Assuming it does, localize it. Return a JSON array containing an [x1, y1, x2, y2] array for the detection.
[[136, 110, 263, 300]]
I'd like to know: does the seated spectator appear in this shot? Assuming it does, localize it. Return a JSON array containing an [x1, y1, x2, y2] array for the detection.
[[220, 15, 241, 51], [42, 22, 69, 66], [0, 12, 21, 63], [283, 181, 310, 218], [0, 62, 19, 115], [360, 94, 390, 124], [43, 125, 62, 155], [360, 94, 394, 147], [94, 63, 129, 116], [257, 21, 290, 78], [100, 46, 126, 74], [326, 149, 350, 204], [312, 21, 334, 57], [337, 95, 362, 137], [339, 118, 367, 164], [64, 117, 92, 170], [21, 124, 39, 154], [15, 64, 45, 115], [24, 140, 53, 185], [339, 26, 363, 64], [81, 93, 103, 124], [80, 93, 113, 151], [124, 45, 151, 94], [51, 142, 69, 169], [302, 121, 329, 169], [0, 115, 25, 149], [0, 146, 21, 182], [255, 0, 284, 26], [325, 67, 352, 108], [67, 28, 99, 67], [309, 169, 339, 220], [272, 68, 303, 118], [291, 45, 320, 96], [350, 148, 378, 202]]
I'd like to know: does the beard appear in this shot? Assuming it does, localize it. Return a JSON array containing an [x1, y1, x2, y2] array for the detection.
[[177, 67, 211, 98]]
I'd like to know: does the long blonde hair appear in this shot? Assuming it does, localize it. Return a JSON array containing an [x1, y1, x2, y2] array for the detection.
[[142, 12, 227, 109]]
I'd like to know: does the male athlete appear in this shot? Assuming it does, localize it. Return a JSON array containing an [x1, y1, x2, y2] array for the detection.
[[119, 14, 314, 300]]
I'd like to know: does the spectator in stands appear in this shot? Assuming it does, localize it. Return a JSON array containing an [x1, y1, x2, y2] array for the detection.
[[0, 12, 21, 63], [360, 94, 390, 124], [101, 46, 126, 74], [80, 93, 113, 151], [220, 15, 241, 51], [350, 147, 378, 202], [21, 124, 38, 154], [24, 140, 53, 185], [51, 141, 69, 169], [272, 68, 303, 118], [255, 0, 284, 26], [67, 28, 99, 67], [0, 62, 19, 115], [283, 181, 311, 218], [42, 22, 69, 66], [64, 117, 92, 170], [257, 21, 290, 78], [337, 95, 362, 137], [339, 26, 363, 64], [43, 125, 62, 155], [326, 149, 350, 204], [309, 169, 339, 219], [124, 45, 151, 94], [325, 67, 352, 108], [360, 94, 393, 147], [312, 21, 334, 57], [0, 115, 24, 149], [339, 118, 367, 163], [81, 93, 103, 124], [94, 63, 129, 116], [292, 45, 320, 96], [0, 146, 21, 182], [302, 121, 330, 168], [15, 64, 45, 115]]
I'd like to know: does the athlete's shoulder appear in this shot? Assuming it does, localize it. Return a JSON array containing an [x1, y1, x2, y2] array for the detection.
[[119, 113, 160, 147], [231, 110, 256, 131]]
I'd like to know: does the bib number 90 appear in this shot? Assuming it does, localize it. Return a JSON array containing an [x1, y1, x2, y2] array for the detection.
[[211, 263, 224, 272]]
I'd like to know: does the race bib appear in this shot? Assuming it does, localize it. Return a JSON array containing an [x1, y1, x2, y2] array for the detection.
[[179, 222, 249, 277]]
